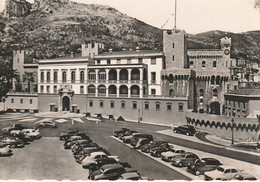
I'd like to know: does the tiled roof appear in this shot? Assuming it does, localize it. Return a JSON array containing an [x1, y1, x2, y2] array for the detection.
[[227, 88, 260, 96]]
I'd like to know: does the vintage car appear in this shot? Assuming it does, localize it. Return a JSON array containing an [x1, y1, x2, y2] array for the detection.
[[187, 158, 222, 175], [173, 125, 197, 136], [171, 152, 199, 167], [204, 165, 241, 180]]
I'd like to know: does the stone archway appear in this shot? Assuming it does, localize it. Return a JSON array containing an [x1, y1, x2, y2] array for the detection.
[[210, 102, 220, 115], [62, 96, 70, 111]]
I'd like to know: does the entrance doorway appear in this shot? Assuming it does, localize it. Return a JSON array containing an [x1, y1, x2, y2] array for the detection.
[[62, 96, 70, 111], [210, 102, 220, 115]]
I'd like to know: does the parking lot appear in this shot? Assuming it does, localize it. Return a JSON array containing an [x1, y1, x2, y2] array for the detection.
[[0, 137, 88, 180], [0, 113, 259, 180]]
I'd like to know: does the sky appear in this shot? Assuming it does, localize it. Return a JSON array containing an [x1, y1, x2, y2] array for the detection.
[[0, 0, 259, 34]]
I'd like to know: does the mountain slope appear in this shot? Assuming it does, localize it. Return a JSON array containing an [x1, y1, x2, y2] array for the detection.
[[0, 0, 259, 62]]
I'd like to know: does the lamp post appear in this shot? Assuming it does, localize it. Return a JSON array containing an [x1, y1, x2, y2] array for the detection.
[[231, 111, 236, 145]]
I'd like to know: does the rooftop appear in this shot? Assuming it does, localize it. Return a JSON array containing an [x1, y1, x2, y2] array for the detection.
[[96, 50, 163, 57], [226, 88, 260, 96]]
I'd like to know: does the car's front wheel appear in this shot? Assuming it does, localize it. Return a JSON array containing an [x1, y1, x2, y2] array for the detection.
[[178, 162, 183, 167], [195, 170, 200, 176]]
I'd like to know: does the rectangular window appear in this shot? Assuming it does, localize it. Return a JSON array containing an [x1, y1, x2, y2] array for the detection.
[[151, 58, 156, 65], [100, 101, 104, 108], [54, 85, 57, 93], [151, 72, 156, 84], [121, 102, 125, 109], [89, 101, 93, 107], [110, 102, 114, 108], [80, 86, 84, 94], [200, 98, 203, 103], [156, 103, 160, 110], [167, 104, 172, 111], [41, 86, 44, 93], [97, 60, 101, 65], [47, 86, 50, 93], [133, 103, 137, 109], [151, 89, 156, 95], [178, 103, 184, 112], [107, 59, 111, 65], [30, 99, 33, 104], [117, 59, 121, 64], [11, 99, 14, 103], [20, 99, 23, 104], [138, 58, 143, 64], [172, 55, 174, 61], [172, 43, 175, 49], [243, 102, 246, 109], [145, 103, 149, 110]]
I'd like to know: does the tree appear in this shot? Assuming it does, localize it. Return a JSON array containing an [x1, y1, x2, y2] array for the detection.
[[0, 61, 18, 98], [23, 71, 35, 92]]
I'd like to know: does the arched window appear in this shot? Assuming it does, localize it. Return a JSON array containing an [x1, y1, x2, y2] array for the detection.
[[189, 61, 194, 67], [71, 71, 75, 83], [40, 72, 44, 83], [47, 72, 50, 83], [169, 89, 174, 96], [54, 71, 58, 83], [88, 85, 95, 94], [213, 88, 218, 97], [213, 61, 217, 68], [202, 61, 206, 68], [88, 69, 96, 80], [80, 71, 84, 83], [62, 71, 67, 83], [199, 89, 204, 97]]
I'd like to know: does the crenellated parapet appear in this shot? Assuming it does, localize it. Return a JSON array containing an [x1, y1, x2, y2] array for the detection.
[[81, 42, 104, 58]]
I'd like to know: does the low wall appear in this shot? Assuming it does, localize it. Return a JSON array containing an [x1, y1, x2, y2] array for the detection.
[[186, 112, 259, 141]]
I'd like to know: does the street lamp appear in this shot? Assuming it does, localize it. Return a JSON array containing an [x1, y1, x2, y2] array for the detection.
[[231, 110, 236, 145]]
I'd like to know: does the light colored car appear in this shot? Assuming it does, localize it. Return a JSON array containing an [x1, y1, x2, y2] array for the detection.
[[233, 172, 257, 180], [204, 165, 241, 180], [37, 121, 57, 128], [82, 151, 119, 168], [1, 137, 24, 148], [161, 149, 185, 161], [118, 172, 142, 180], [10, 130, 22, 136], [122, 133, 140, 143], [0, 146, 12, 156], [21, 129, 41, 139]]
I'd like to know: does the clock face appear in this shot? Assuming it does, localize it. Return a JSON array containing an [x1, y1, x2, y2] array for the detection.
[[224, 49, 230, 55]]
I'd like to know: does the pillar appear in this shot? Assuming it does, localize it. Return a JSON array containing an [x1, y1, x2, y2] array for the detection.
[[95, 87, 98, 97], [106, 87, 108, 97], [117, 87, 120, 97], [105, 69, 109, 83], [140, 68, 143, 83], [116, 69, 120, 83], [95, 69, 98, 84], [128, 68, 131, 83]]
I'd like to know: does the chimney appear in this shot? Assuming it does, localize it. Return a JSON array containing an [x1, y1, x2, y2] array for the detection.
[[109, 49, 112, 54], [136, 47, 140, 51], [71, 52, 74, 57]]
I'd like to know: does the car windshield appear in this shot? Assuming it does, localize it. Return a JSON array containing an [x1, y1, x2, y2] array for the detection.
[[217, 167, 224, 172]]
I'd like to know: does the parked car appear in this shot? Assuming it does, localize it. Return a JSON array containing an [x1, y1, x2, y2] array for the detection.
[[141, 141, 169, 153], [72, 143, 99, 155], [89, 157, 118, 172], [88, 164, 126, 180], [21, 129, 41, 139], [1, 137, 25, 148], [130, 134, 153, 147], [150, 144, 174, 157], [74, 132, 90, 140], [187, 158, 222, 175], [133, 138, 153, 149], [173, 125, 197, 136], [66, 136, 82, 142], [118, 130, 138, 139], [59, 129, 80, 140], [113, 128, 130, 137], [122, 133, 140, 143], [118, 172, 142, 180], [10, 130, 22, 136], [37, 121, 57, 128], [161, 149, 186, 161], [233, 172, 257, 180], [204, 165, 241, 180], [82, 151, 109, 169], [0, 145, 12, 156], [171, 152, 199, 167], [2, 124, 26, 134], [75, 147, 110, 163]]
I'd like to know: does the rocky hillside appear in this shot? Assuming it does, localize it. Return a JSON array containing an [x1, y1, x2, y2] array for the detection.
[[0, 0, 259, 62], [0, 0, 162, 60]]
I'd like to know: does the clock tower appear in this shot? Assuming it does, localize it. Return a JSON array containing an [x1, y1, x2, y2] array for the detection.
[[221, 37, 231, 58]]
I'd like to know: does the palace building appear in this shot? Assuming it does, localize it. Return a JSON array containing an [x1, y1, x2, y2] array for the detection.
[[6, 28, 234, 124]]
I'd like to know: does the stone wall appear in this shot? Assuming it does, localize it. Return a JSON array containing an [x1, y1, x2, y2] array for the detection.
[[186, 112, 259, 141]]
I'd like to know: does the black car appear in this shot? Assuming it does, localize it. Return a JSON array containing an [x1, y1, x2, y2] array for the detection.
[[75, 147, 109, 163], [173, 125, 197, 136], [130, 134, 153, 147], [140, 141, 169, 153], [150, 144, 174, 157], [118, 130, 138, 139], [187, 158, 222, 175], [89, 157, 118, 172], [59, 129, 80, 140], [72, 143, 99, 154], [74, 132, 91, 140], [113, 128, 130, 137], [2, 124, 26, 134], [134, 138, 154, 149]]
